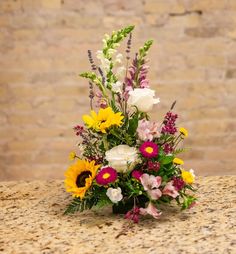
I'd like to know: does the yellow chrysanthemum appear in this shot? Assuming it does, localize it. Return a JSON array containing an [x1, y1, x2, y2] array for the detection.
[[173, 157, 184, 165], [82, 107, 124, 133], [64, 159, 100, 199], [179, 127, 188, 138], [69, 152, 76, 161], [181, 169, 195, 184]]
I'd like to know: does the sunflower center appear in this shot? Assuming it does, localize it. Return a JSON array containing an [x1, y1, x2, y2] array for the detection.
[[145, 147, 154, 154], [102, 173, 110, 179], [76, 171, 91, 187]]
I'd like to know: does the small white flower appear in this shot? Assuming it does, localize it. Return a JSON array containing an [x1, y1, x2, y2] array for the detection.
[[105, 145, 138, 173], [189, 169, 195, 178], [107, 48, 117, 56], [115, 53, 123, 64], [127, 88, 160, 112], [111, 81, 122, 93], [106, 187, 123, 203], [116, 66, 126, 78], [96, 50, 110, 72]]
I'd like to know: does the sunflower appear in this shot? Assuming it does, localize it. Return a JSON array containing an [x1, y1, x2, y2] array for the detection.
[[64, 159, 100, 199], [82, 107, 124, 133]]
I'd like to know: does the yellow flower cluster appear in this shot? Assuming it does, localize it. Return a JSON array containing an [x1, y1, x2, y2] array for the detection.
[[181, 169, 195, 184], [179, 127, 188, 138], [82, 107, 124, 133]]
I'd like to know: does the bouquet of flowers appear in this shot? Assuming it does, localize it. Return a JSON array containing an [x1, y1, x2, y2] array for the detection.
[[64, 25, 197, 223]]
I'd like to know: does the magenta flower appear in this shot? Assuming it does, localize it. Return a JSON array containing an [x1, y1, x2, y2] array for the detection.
[[137, 119, 160, 141], [161, 111, 178, 135], [172, 177, 185, 191], [131, 170, 143, 181], [162, 181, 179, 198], [139, 141, 158, 158], [140, 202, 162, 219], [96, 167, 117, 185], [148, 161, 160, 171], [125, 207, 140, 223], [140, 173, 162, 200]]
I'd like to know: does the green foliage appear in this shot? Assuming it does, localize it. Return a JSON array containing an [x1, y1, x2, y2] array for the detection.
[[79, 72, 107, 97], [138, 40, 153, 60], [181, 196, 197, 210], [160, 155, 174, 165], [94, 196, 112, 209], [64, 196, 98, 215], [127, 114, 139, 136], [103, 25, 135, 58], [173, 147, 189, 155]]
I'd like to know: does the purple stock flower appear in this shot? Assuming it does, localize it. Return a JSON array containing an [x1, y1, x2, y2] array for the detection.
[[161, 111, 178, 135]]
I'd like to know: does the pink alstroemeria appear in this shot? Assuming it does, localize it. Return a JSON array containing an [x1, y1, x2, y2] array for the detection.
[[137, 119, 160, 141], [162, 180, 179, 198], [140, 202, 162, 219], [140, 173, 162, 200]]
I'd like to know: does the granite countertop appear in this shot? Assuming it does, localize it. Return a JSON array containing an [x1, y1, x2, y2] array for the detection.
[[0, 176, 235, 254]]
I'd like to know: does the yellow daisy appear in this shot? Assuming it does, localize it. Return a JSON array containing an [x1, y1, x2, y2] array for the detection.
[[181, 169, 195, 184], [82, 107, 124, 133], [173, 157, 184, 165], [179, 127, 188, 138], [69, 152, 76, 161], [64, 159, 100, 199]]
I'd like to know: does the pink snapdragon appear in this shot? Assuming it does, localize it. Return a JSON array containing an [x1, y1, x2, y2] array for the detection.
[[137, 119, 160, 141], [140, 203, 162, 219], [140, 173, 162, 200], [162, 181, 179, 198]]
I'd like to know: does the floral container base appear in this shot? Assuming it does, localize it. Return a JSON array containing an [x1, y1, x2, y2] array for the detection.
[[112, 196, 148, 214], [63, 25, 197, 223]]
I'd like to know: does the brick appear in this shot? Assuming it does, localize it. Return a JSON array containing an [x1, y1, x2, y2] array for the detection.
[[0, 72, 26, 84], [185, 27, 220, 38], [144, 0, 185, 14], [41, 0, 61, 9]]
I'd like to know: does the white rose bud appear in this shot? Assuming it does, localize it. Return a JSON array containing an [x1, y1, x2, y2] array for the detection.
[[127, 88, 160, 112], [106, 187, 123, 203], [105, 145, 138, 173]]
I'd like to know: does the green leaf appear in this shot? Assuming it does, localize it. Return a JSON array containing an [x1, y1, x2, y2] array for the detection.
[[95, 198, 112, 209], [64, 196, 98, 215], [160, 155, 174, 165], [181, 196, 197, 210], [128, 115, 139, 136], [173, 147, 189, 155]]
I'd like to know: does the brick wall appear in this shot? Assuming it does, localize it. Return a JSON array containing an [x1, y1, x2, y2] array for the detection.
[[1, 0, 236, 180]]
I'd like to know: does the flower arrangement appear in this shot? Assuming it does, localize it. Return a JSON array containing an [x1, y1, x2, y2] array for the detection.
[[64, 25, 197, 223]]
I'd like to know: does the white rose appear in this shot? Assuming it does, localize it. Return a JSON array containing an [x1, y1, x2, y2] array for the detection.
[[111, 81, 122, 93], [127, 88, 160, 112], [105, 145, 138, 173], [106, 187, 123, 203]]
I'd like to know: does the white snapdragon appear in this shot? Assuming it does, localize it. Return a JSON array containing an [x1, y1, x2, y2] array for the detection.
[[96, 50, 110, 72], [116, 66, 126, 78], [111, 81, 122, 93]]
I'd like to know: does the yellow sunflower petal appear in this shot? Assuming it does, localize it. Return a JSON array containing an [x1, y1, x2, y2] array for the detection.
[[64, 159, 100, 199]]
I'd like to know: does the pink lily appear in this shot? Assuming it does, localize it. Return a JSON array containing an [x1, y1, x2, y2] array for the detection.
[[162, 180, 179, 198], [140, 202, 162, 219], [140, 173, 162, 200]]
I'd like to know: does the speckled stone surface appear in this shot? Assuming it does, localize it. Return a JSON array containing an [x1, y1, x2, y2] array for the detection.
[[0, 176, 235, 254]]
